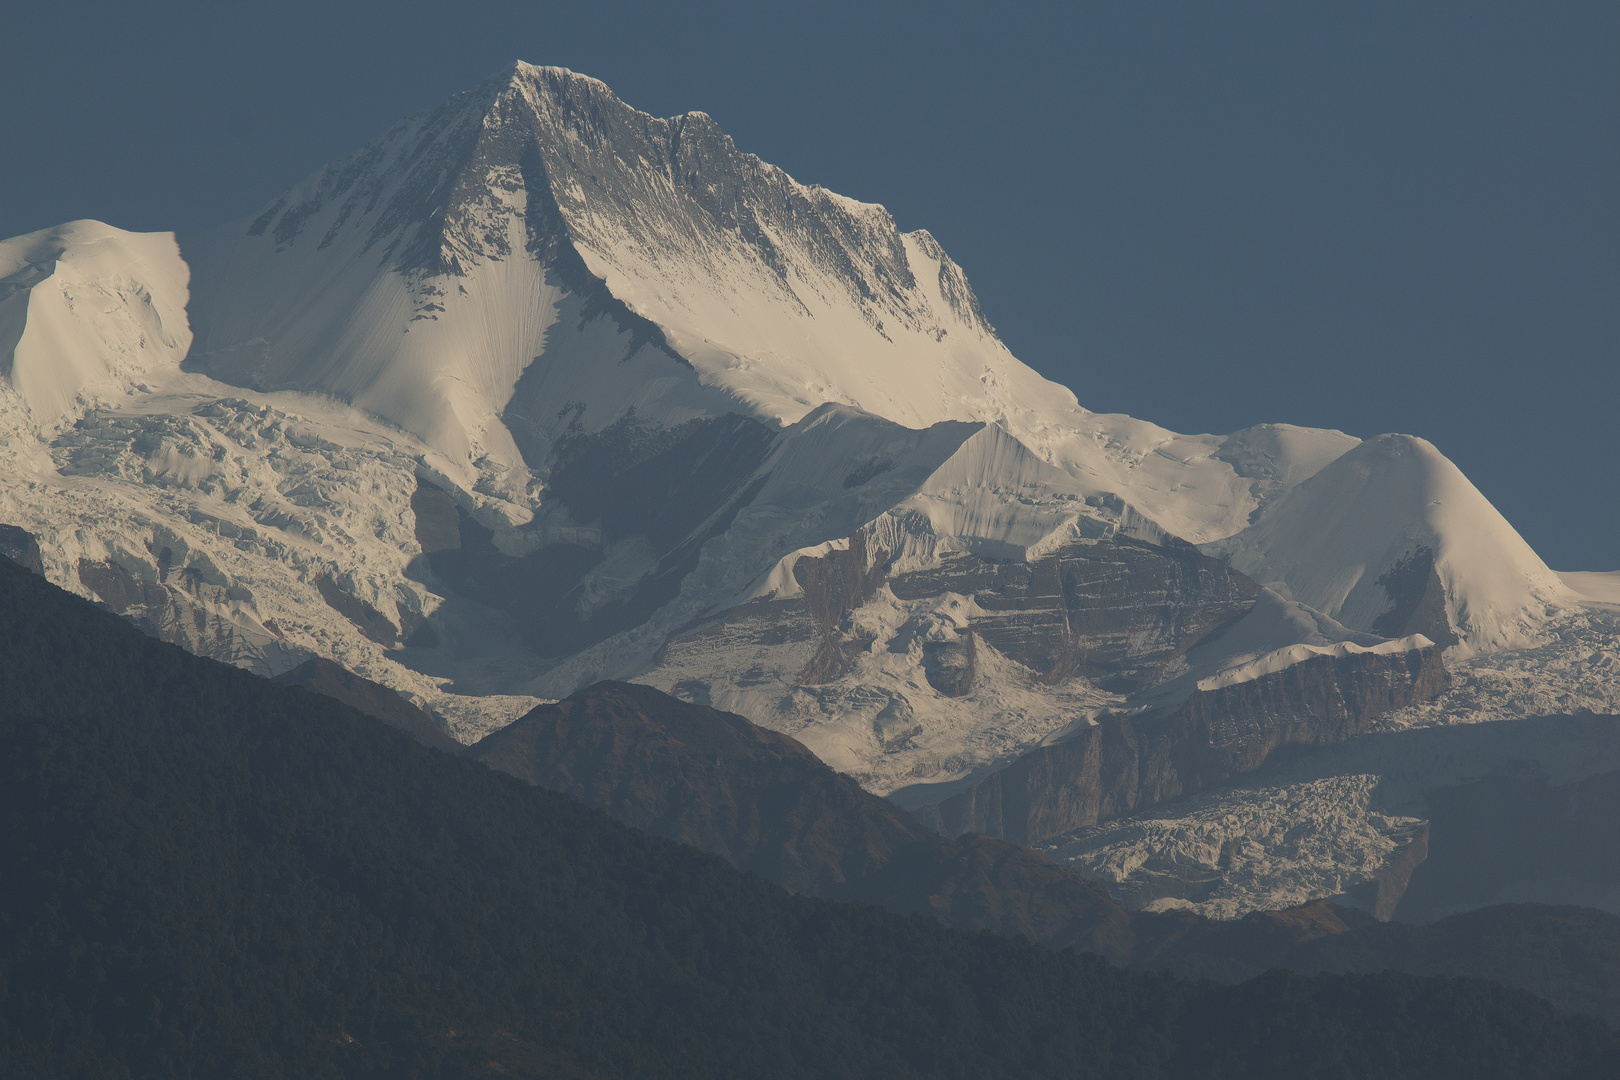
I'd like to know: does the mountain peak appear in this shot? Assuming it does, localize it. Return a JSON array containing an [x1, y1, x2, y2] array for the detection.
[[1219, 431, 1573, 654], [179, 65, 1038, 467]]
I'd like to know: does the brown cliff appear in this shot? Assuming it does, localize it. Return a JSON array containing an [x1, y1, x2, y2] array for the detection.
[[920, 643, 1450, 845], [792, 532, 889, 684]]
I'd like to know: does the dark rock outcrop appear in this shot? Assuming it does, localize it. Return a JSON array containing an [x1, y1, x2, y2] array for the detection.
[[1372, 545, 1459, 647], [771, 528, 1262, 695], [890, 536, 1260, 691], [922, 629, 977, 696], [792, 531, 889, 684], [919, 643, 1450, 845], [273, 656, 461, 753], [314, 573, 400, 646], [1338, 820, 1431, 921], [0, 523, 44, 575], [466, 681, 1133, 959]]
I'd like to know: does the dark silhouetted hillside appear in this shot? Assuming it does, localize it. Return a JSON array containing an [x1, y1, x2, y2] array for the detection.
[[2, 554, 1616, 1079]]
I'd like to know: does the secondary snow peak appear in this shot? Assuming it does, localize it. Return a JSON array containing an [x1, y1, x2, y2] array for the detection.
[[0, 221, 191, 428], [1216, 433, 1574, 655]]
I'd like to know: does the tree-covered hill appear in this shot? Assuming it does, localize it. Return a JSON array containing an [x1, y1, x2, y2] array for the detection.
[[1, 554, 1614, 1079]]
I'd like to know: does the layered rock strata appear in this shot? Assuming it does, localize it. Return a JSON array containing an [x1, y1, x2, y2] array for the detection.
[[888, 536, 1261, 691]]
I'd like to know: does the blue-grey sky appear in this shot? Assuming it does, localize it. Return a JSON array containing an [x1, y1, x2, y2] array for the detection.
[[4, 2, 1615, 568]]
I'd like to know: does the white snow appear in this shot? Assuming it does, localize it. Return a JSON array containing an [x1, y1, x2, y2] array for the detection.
[[643, 582, 1123, 795], [1561, 570, 1620, 608], [1376, 605, 1620, 730], [1041, 774, 1425, 920], [0, 223, 545, 733], [1196, 635, 1433, 692], [1213, 433, 1575, 655], [180, 169, 737, 485], [179, 62, 1358, 548], [1, 65, 1605, 885], [0, 221, 191, 427]]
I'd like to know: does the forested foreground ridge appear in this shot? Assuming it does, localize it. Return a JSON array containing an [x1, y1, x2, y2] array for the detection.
[[1, 556, 1616, 1079]]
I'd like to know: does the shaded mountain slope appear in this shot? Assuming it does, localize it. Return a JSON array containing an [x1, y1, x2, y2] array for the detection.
[[273, 655, 462, 753], [468, 681, 1133, 958], [1140, 901, 1620, 1027], [4, 551, 1618, 1077], [464, 670, 1620, 1027]]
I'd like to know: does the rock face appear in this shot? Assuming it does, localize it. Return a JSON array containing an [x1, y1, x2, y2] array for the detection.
[[792, 531, 890, 683], [314, 573, 402, 647], [466, 681, 1133, 959], [273, 656, 462, 754], [922, 630, 977, 696], [889, 536, 1261, 691], [1370, 545, 1458, 648], [919, 643, 1450, 845], [1355, 821, 1431, 922], [1038, 705, 1620, 925], [0, 523, 44, 575]]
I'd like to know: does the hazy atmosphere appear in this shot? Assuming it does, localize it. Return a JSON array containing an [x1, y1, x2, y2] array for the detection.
[[4, 0, 1613, 567]]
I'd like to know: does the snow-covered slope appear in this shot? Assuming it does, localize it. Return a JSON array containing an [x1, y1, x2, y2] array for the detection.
[[0, 63, 1597, 828], [1, 221, 191, 427], [1213, 434, 1573, 655], [178, 61, 1352, 545], [1562, 570, 1620, 608]]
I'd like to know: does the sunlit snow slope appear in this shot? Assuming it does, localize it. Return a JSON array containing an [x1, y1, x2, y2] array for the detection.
[[1, 221, 191, 426], [178, 62, 1353, 545], [1215, 434, 1572, 655], [0, 62, 1594, 801]]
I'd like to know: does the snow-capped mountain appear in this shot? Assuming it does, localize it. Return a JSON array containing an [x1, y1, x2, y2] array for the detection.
[[2, 62, 1610, 921], [1213, 433, 1574, 656], [176, 62, 1359, 544], [0, 221, 191, 427]]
